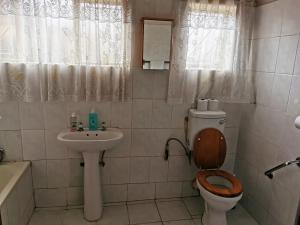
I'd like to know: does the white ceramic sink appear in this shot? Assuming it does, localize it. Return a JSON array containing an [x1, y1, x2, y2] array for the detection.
[[57, 128, 123, 222], [57, 128, 123, 152]]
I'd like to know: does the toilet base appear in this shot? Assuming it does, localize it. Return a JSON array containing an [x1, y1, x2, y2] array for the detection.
[[202, 203, 227, 225]]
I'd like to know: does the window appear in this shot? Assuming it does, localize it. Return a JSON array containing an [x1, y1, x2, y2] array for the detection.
[[0, 0, 126, 66], [185, 4, 237, 71]]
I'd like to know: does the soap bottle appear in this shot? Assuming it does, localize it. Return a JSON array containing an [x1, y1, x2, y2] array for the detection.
[[70, 113, 77, 132], [89, 108, 98, 131]]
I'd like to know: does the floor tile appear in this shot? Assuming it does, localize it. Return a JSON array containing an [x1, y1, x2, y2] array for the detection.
[[28, 198, 259, 225], [127, 202, 161, 224], [97, 205, 129, 225], [156, 200, 191, 221], [183, 197, 205, 216], [227, 214, 259, 225], [163, 220, 195, 225], [28, 209, 64, 225], [62, 209, 96, 225]]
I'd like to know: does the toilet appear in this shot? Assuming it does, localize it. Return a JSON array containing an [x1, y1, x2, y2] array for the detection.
[[188, 109, 243, 225]]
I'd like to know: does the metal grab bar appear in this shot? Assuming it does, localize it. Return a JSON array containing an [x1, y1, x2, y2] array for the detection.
[[265, 157, 300, 179]]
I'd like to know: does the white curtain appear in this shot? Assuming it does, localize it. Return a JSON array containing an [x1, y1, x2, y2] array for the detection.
[[0, 0, 132, 102], [168, 0, 255, 104]]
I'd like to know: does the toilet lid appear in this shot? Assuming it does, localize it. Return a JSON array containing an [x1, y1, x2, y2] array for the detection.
[[193, 128, 226, 169]]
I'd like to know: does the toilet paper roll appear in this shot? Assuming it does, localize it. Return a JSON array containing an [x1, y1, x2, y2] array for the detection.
[[295, 116, 300, 129], [208, 99, 219, 111], [197, 99, 208, 111]]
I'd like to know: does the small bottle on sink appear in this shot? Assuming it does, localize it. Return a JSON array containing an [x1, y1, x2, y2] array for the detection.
[[89, 108, 99, 131], [70, 112, 77, 132]]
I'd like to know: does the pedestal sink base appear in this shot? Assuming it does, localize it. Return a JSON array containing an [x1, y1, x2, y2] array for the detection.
[[57, 128, 124, 221], [83, 152, 103, 221]]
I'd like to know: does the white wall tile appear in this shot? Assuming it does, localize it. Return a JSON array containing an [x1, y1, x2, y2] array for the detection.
[[224, 128, 239, 154], [131, 129, 152, 156], [132, 129, 171, 157], [44, 103, 67, 129], [45, 129, 68, 159], [106, 129, 131, 157], [0, 101, 20, 130], [270, 75, 292, 111], [47, 160, 69, 188], [68, 159, 83, 187], [149, 157, 168, 182], [101, 157, 110, 185], [168, 156, 193, 182], [34, 188, 67, 207], [67, 187, 83, 206], [0, 131, 23, 161], [293, 45, 300, 75], [151, 100, 172, 128], [127, 183, 155, 201], [255, 72, 274, 106], [171, 104, 190, 129], [132, 69, 154, 99], [130, 157, 150, 183], [22, 130, 46, 160], [281, 0, 300, 35], [19, 102, 44, 130], [276, 35, 299, 74], [110, 157, 130, 184], [152, 71, 168, 99], [269, 183, 297, 225], [252, 38, 280, 72], [103, 184, 127, 203], [287, 76, 300, 115], [132, 100, 152, 128], [111, 102, 132, 128], [253, 1, 283, 39], [31, 160, 47, 188]]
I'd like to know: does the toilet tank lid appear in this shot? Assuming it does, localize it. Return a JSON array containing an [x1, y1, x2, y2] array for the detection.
[[189, 109, 226, 119]]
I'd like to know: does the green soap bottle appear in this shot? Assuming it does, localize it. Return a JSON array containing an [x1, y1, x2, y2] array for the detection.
[[89, 108, 98, 131]]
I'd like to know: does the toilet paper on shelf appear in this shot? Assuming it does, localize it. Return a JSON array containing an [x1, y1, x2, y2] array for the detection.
[[295, 116, 300, 129], [197, 99, 208, 111], [208, 99, 220, 111]]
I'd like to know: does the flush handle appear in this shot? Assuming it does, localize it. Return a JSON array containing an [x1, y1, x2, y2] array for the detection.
[[219, 119, 226, 125]]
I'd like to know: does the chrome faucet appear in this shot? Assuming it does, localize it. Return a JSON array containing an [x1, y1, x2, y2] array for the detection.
[[0, 146, 5, 162]]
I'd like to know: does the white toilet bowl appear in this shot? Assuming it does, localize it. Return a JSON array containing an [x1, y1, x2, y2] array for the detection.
[[197, 178, 243, 225]]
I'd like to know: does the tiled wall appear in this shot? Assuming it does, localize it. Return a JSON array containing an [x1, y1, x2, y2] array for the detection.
[[0, 0, 241, 208], [235, 1, 300, 225]]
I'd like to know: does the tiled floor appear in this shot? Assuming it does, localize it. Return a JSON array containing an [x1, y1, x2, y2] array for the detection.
[[28, 197, 259, 225]]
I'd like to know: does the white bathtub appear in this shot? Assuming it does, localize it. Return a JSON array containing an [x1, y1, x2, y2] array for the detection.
[[0, 162, 34, 225]]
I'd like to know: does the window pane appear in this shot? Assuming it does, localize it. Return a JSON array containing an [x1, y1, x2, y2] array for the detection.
[[186, 5, 237, 71]]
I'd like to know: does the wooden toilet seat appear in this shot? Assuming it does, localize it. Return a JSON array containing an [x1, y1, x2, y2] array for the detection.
[[197, 170, 243, 198]]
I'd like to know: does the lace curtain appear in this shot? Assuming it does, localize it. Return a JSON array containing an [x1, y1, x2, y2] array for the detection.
[[0, 0, 131, 102], [168, 0, 255, 104]]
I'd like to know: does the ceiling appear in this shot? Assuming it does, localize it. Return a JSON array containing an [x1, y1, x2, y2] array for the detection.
[[256, 0, 277, 6]]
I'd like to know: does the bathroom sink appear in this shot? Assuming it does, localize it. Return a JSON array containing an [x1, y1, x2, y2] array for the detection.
[[57, 128, 123, 152], [57, 128, 123, 222]]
